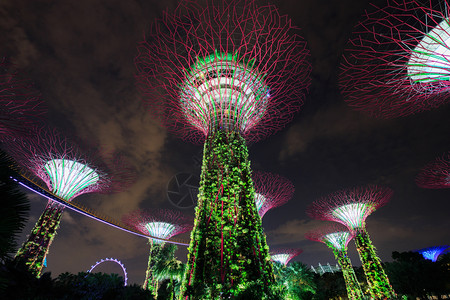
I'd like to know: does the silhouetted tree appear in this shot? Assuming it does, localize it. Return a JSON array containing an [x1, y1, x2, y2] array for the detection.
[[0, 150, 30, 263], [385, 251, 450, 299]]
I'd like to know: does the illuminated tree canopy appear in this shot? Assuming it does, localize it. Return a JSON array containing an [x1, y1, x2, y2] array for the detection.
[[5, 128, 135, 201], [306, 185, 393, 231], [307, 185, 395, 299], [135, 0, 311, 297], [270, 248, 303, 266], [122, 209, 192, 244], [135, 0, 311, 143], [340, 0, 450, 118], [253, 171, 294, 218], [306, 223, 354, 251], [416, 245, 450, 262], [416, 151, 450, 189]]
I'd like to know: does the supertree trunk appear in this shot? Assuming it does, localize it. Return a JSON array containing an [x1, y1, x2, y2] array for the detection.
[[182, 130, 274, 299], [354, 228, 395, 299], [332, 248, 364, 300], [143, 241, 162, 297], [14, 200, 64, 277]]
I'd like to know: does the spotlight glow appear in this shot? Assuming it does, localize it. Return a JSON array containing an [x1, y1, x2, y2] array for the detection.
[[417, 245, 449, 262], [254, 192, 266, 213], [180, 52, 269, 134], [43, 159, 99, 200], [332, 203, 371, 230], [325, 232, 351, 251], [407, 19, 450, 83], [145, 222, 176, 243], [271, 254, 290, 266]]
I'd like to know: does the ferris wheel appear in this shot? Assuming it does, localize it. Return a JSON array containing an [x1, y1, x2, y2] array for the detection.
[[87, 257, 128, 286]]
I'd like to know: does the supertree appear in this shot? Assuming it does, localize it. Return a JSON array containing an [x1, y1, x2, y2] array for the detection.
[[307, 185, 395, 299], [306, 223, 364, 300], [0, 57, 45, 141], [340, 0, 450, 118], [253, 171, 294, 218], [416, 245, 450, 262], [135, 0, 310, 297], [6, 128, 134, 277], [122, 209, 192, 298], [416, 151, 450, 189], [270, 248, 303, 267]]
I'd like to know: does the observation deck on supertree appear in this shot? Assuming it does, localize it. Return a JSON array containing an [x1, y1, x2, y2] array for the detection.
[[253, 171, 294, 218], [307, 185, 395, 299], [0, 58, 45, 141], [416, 151, 450, 189], [340, 0, 450, 118], [270, 248, 303, 267], [416, 245, 450, 262], [306, 223, 363, 300], [6, 128, 135, 277], [123, 209, 192, 296], [135, 0, 310, 297]]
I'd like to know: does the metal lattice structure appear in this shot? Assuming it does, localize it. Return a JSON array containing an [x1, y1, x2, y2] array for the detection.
[[416, 151, 450, 189], [122, 209, 193, 243], [8, 128, 135, 277], [253, 171, 294, 218], [307, 185, 395, 299], [123, 209, 192, 295], [135, 0, 310, 143], [416, 245, 450, 262], [135, 0, 311, 297], [306, 223, 363, 300], [270, 248, 303, 266], [310, 263, 341, 275], [340, 0, 450, 118], [0, 58, 45, 141]]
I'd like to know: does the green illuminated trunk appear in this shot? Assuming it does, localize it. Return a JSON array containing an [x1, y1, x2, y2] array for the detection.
[[143, 241, 162, 298], [14, 200, 64, 277], [332, 248, 364, 300], [354, 228, 395, 299], [182, 130, 274, 299]]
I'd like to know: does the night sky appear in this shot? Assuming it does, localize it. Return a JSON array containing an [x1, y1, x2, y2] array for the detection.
[[1, 0, 449, 285]]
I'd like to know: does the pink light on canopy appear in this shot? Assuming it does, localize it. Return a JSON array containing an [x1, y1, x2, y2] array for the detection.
[[0, 57, 46, 141], [5, 128, 135, 201], [122, 208, 193, 243], [135, 0, 311, 143], [305, 223, 354, 251], [306, 185, 393, 232], [340, 0, 450, 118], [270, 248, 303, 266], [253, 171, 294, 218], [416, 151, 450, 189]]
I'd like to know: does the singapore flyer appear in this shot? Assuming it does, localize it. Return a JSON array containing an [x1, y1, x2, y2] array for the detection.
[[87, 258, 128, 286]]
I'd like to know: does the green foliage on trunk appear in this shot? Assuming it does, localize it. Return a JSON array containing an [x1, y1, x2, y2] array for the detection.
[[182, 130, 274, 299], [143, 241, 163, 296], [354, 228, 395, 299], [14, 201, 64, 277], [331, 248, 364, 299]]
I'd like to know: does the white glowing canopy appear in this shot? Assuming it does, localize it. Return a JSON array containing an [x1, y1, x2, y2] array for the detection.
[[324, 231, 351, 251], [145, 222, 176, 243], [254, 192, 266, 213], [44, 159, 99, 200], [331, 203, 371, 231], [407, 19, 450, 83], [271, 253, 290, 266], [180, 53, 269, 133]]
